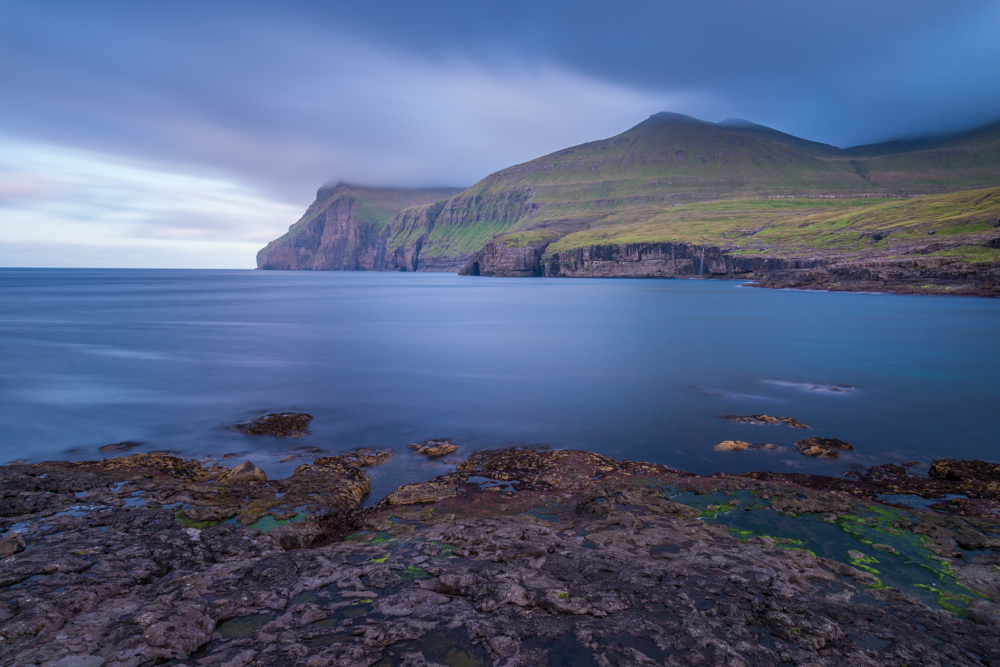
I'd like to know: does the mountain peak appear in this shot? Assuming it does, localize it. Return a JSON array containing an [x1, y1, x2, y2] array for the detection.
[[643, 112, 706, 125], [718, 117, 762, 128]]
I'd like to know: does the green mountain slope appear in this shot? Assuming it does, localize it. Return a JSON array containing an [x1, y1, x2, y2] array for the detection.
[[406, 112, 1000, 268]]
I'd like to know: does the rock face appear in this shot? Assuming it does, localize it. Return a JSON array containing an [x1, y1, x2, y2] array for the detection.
[[459, 238, 1000, 296], [460, 240, 820, 279], [5, 449, 1000, 666], [458, 239, 550, 277], [755, 255, 1000, 297], [256, 184, 464, 272]]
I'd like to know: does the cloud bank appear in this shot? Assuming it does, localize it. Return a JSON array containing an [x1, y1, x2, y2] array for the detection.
[[0, 1, 997, 267]]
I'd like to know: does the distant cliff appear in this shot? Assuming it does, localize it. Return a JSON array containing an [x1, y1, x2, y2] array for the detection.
[[460, 240, 823, 279], [256, 183, 464, 271]]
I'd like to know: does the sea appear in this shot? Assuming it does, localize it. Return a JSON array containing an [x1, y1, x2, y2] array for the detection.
[[2, 268, 998, 503]]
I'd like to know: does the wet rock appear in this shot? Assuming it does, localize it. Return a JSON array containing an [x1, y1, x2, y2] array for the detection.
[[408, 440, 458, 458], [771, 492, 853, 515], [178, 506, 240, 524], [968, 600, 1000, 626], [3, 448, 1000, 666], [0, 531, 26, 556], [383, 479, 459, 505], [98, 441, 142, 453], [53, 657, 107, 667], [929, 459, 1000, 485], [795, 437, 853, 458], [713, 440, 780, 452], [219, 461, 268, 483], [230, 412, 312, 437], [338, 448, 395, 467], [714, 439, 752, 451], [717, 414, 810, 429]]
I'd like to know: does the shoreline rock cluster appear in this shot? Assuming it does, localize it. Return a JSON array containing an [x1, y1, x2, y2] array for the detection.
[[3, 448, 1000, 666]]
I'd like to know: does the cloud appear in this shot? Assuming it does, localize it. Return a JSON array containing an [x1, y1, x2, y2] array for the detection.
[[0, 139, 300, 268], [0, 1, 997, 267]]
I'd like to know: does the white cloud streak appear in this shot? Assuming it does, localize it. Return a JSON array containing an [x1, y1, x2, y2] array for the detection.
[[0, 30, 691, 268]]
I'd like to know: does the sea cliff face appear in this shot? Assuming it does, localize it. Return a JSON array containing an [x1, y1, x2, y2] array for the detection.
[[461, 240, 824, 279], [457, 238, 1000, 295], [256, 183, 464, 271]]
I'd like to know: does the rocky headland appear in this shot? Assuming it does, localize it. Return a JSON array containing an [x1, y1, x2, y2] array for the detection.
[[5, 447, 1000, 667], [259, 113, 1000, 297]]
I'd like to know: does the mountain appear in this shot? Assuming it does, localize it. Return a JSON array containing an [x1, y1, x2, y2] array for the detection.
[[257, 113, 1000, 293]]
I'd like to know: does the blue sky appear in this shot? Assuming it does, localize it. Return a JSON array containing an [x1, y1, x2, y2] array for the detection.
[[2, 0, 999, 267]]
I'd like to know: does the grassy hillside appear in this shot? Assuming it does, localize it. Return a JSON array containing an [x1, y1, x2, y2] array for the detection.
[[541, 187, 1000, 263], [425, 113, 1000, 262]]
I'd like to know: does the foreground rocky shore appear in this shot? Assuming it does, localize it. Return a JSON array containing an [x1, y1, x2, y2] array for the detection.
[[4, 449, 1000, 667]]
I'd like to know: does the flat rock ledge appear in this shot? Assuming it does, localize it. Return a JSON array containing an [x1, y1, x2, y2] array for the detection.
[[4, 450, 1000, 666]]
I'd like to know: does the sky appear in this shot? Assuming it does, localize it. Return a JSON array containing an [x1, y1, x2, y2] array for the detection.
[[1, 1, 999, 268]]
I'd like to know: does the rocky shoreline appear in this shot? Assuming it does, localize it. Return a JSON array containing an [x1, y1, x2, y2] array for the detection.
[[4, 448, 1000, 667]]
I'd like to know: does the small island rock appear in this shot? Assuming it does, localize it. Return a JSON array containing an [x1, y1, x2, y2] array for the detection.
[[715, 440, 752, 451], [717, 415, 810, 429], [714, 440, 781, 452], [230, 412, 312, 437], [795, 437, 853, 458], [409, 439, 459, 457]]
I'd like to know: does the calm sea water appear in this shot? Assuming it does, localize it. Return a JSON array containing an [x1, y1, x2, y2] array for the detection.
[[1, 269, 998, 502]]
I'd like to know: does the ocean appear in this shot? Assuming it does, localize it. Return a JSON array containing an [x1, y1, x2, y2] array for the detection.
[[2, 268, 998, 502]]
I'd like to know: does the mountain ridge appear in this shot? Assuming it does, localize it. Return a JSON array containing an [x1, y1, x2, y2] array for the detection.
[[257, 112, 1000, 293]]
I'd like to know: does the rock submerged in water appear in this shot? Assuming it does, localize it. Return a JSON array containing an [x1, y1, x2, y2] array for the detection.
[[408, 439, 458, 457], [98, 441, 142, 453], [218, 460, 268, 483], [230, 412, 312, 437], [717, 414, 811, 429], [796, 437, 854, 458], [713, 440, 782, 451]]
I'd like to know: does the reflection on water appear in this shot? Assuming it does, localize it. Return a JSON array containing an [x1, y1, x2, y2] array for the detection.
[[1, 268, 998, 499]]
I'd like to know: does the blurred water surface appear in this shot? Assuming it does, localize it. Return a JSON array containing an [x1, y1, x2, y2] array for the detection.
[[1, 269, 998, 502]]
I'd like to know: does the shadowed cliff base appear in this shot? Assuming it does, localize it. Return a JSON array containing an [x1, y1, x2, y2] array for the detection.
[[5, 448, 1000, 665]]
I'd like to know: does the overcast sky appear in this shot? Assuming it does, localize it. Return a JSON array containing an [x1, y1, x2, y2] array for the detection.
[[2, 0, 999, 268]]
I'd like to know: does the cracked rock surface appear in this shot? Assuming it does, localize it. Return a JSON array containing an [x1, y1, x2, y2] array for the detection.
[[3, 449, 1000, 666]]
